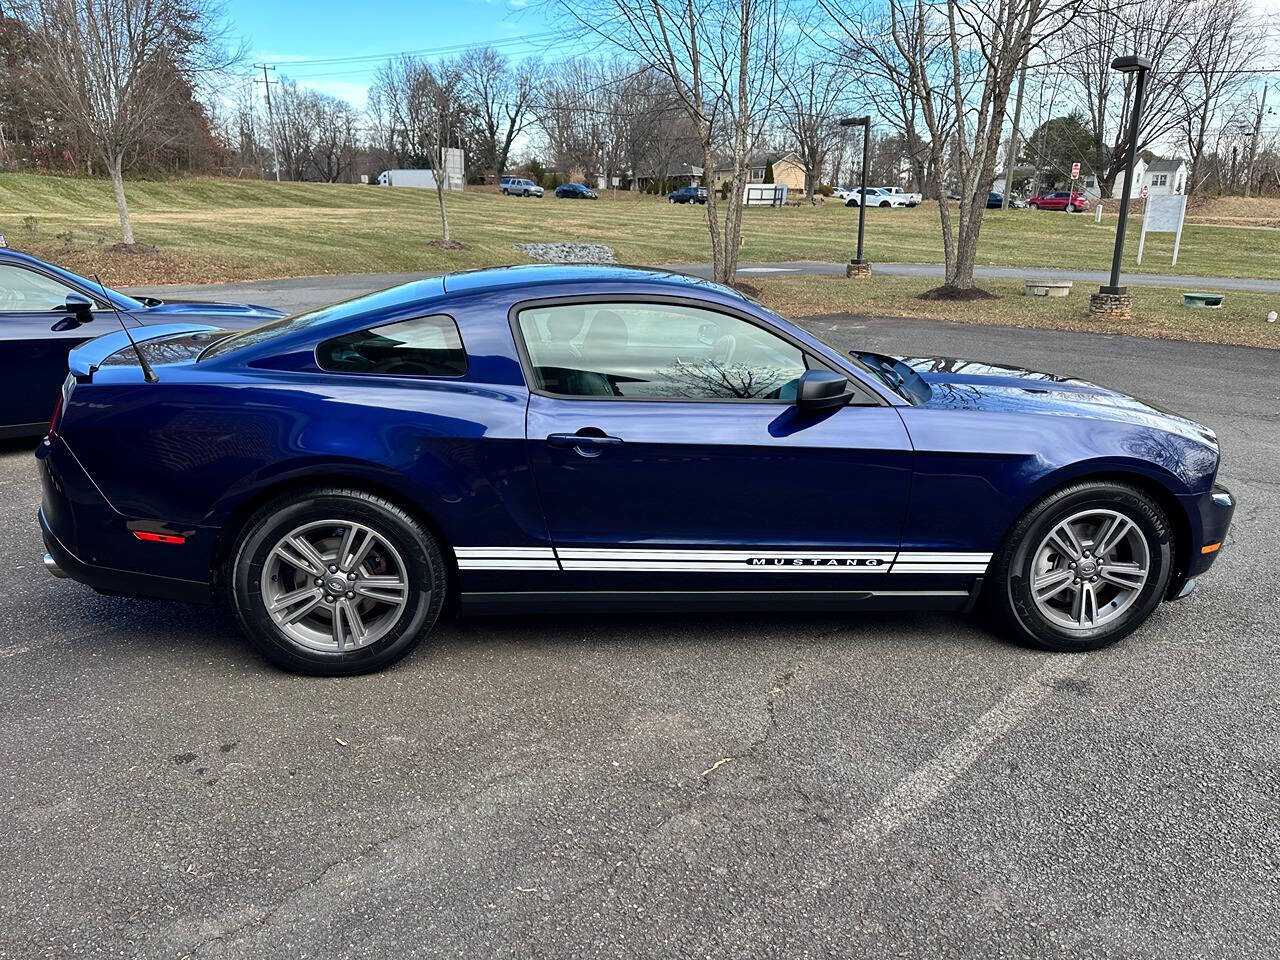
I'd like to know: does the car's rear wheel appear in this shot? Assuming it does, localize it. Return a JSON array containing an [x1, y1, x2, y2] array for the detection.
[[1067, 203, 1078, 212], [228, 488, 447, 675], [985, 481, 1174, 652], [501, 188, 508, 195]]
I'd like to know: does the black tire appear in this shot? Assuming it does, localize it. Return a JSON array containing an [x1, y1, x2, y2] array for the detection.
[[227, 487, 448, 675], [523, 189, 530, 197], [1028, 202, 1039, 209], [501, 188, 508, 195], [984, 481, 1174, 652], [1067, 203, 1077, 213], [879, 200, 891, 207]]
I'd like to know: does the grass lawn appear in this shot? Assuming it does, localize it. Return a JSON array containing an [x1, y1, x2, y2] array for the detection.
[[3, 173, 1280, 288], [751, 275, 1280, 350]]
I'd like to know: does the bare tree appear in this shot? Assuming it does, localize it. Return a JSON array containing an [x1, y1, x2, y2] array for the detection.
[[545, 0, 790, 284], [1065, 0, 1196, 196], [459, 46, 540, 183], [371, 56, 467, 244], [778, 53, 849, 202], [1175, 0, 1262, 195], [12, 0, 234, 244], [826, 0, 1083, 292]]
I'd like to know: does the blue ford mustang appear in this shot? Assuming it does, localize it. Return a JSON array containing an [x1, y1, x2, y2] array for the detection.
[[0, 248, 283, 437], [36, 265, 1235, 675]]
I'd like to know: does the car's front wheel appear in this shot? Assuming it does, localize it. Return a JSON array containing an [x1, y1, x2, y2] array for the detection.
[[1028, 202, 1039, 209], [228, 488, 448, 675], [986, 481, 1174, 652]]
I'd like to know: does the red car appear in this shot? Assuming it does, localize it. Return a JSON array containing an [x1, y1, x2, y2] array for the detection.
[[1027, 191, 1090, 212]]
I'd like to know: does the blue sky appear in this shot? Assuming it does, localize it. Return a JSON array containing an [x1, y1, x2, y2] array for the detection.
[[227, 0, 576, 106]]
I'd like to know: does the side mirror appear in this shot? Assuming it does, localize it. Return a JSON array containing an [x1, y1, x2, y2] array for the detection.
[[54, 293, 95, 329], [795, 369, 852, 412]]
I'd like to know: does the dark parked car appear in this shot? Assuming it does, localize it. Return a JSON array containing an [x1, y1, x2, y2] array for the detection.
[[668, 186, 707, 204], [985, 192, 1026, 209], [555, 182, 598, 200], [1028, 191, 1091, 212], [0, 248, 283, 438], [38, 264, 1233, 675]]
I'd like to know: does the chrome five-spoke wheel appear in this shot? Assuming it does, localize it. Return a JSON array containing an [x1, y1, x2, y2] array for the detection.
[[261, 520, 410, 653], [1029, 508, 1150, 631]]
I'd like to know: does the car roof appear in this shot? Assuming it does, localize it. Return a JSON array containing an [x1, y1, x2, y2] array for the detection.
[[441, 263, 748, 301]]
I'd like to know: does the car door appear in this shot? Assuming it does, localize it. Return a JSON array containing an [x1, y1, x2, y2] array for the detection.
[[0, 263, 107, 429], [515, 298, 915, 591]]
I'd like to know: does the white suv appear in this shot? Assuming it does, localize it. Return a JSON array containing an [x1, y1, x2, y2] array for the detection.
[[500, 177, 544, 198]]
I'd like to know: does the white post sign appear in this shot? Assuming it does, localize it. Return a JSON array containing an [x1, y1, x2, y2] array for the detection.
[[1137, 194, 1187, 266]]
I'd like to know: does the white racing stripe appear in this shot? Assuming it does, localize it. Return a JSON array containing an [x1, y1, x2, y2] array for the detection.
[[451, 546, 992, 574]]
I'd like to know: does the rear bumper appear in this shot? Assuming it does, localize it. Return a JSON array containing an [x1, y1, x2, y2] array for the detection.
[[40, 507, 210, 603], [37, 434, 211, 604]]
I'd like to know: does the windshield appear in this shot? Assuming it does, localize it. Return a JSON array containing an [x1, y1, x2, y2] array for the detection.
[[747, 302, 923, 403], [849, 351, 932, 404]]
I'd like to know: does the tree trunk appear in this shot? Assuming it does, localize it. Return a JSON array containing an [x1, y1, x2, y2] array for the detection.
[[701, 143, 727, 283], [107, 153, 135, 245], [435, 151, 451, 243]]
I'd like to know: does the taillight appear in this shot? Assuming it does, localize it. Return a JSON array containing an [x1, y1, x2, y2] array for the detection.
[[48, 393, 64, 437], [49, 374, 74, 436]]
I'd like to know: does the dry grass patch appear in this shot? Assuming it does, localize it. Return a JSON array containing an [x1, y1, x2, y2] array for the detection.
[[753, 274, 1280, 350]]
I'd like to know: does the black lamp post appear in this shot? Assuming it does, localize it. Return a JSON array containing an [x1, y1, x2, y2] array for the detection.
[[1100, 55, 1152, 296], [840, 115, 871, 269]]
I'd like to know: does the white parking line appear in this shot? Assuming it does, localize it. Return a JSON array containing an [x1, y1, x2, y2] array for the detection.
[[842, 653, 1084, 849]]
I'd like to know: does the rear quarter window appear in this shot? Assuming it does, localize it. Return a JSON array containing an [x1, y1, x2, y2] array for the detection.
[[317, 314, 467, 378]]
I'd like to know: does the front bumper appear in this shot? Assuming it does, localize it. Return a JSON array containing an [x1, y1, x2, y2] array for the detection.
[[1169, 482, 1235, 600]]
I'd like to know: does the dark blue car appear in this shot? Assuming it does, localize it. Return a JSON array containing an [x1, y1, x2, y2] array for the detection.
[[0, 249, 283, 437], [555, 182, 598, 199], [37, 265, 1234, 675], [668, 186, 707, 204]]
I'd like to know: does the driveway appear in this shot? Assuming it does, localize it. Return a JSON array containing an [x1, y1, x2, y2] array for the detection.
[[124, 262, 1280, 312], [1, 307, 1276, 958]]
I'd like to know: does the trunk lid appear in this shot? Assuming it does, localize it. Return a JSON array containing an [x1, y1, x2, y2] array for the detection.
[[68, 322, 224, 379]]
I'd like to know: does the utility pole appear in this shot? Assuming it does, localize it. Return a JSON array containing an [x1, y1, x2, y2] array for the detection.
[[254, 63, 281, 182], [1002, 61, 1028, 211], [1244, 84, 1267, 198]]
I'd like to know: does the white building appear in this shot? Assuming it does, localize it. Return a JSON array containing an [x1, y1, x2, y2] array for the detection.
[[1081, 158, 1146, 201], [1141, 158, 1188, 196]]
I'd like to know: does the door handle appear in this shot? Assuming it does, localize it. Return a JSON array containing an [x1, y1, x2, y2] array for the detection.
[[547, 431, 623, 456]]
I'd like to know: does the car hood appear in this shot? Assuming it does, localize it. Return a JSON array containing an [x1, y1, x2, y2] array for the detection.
[[138, 299, 284, 328], [901, 356, 1218, 448]]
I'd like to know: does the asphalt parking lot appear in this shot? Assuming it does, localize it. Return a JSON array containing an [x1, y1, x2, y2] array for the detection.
[[2, 284, 1277, 958]]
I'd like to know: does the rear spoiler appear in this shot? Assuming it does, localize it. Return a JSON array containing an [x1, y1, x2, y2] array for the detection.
[[68, 322, 217, 379]]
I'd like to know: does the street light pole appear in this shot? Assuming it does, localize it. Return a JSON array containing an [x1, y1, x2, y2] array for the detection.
[[840, 115, 872, 276], [1100, 55, 1151, 296]]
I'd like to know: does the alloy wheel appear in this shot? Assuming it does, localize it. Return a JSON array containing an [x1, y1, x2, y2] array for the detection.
[[1029, 508, 1151, 631], [260, 519, 411, 653]]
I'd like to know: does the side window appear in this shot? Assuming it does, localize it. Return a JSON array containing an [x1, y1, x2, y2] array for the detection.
[[317, 314, 466, 377], [517, 302, 809, 401], [0, 264, 81, 312]]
